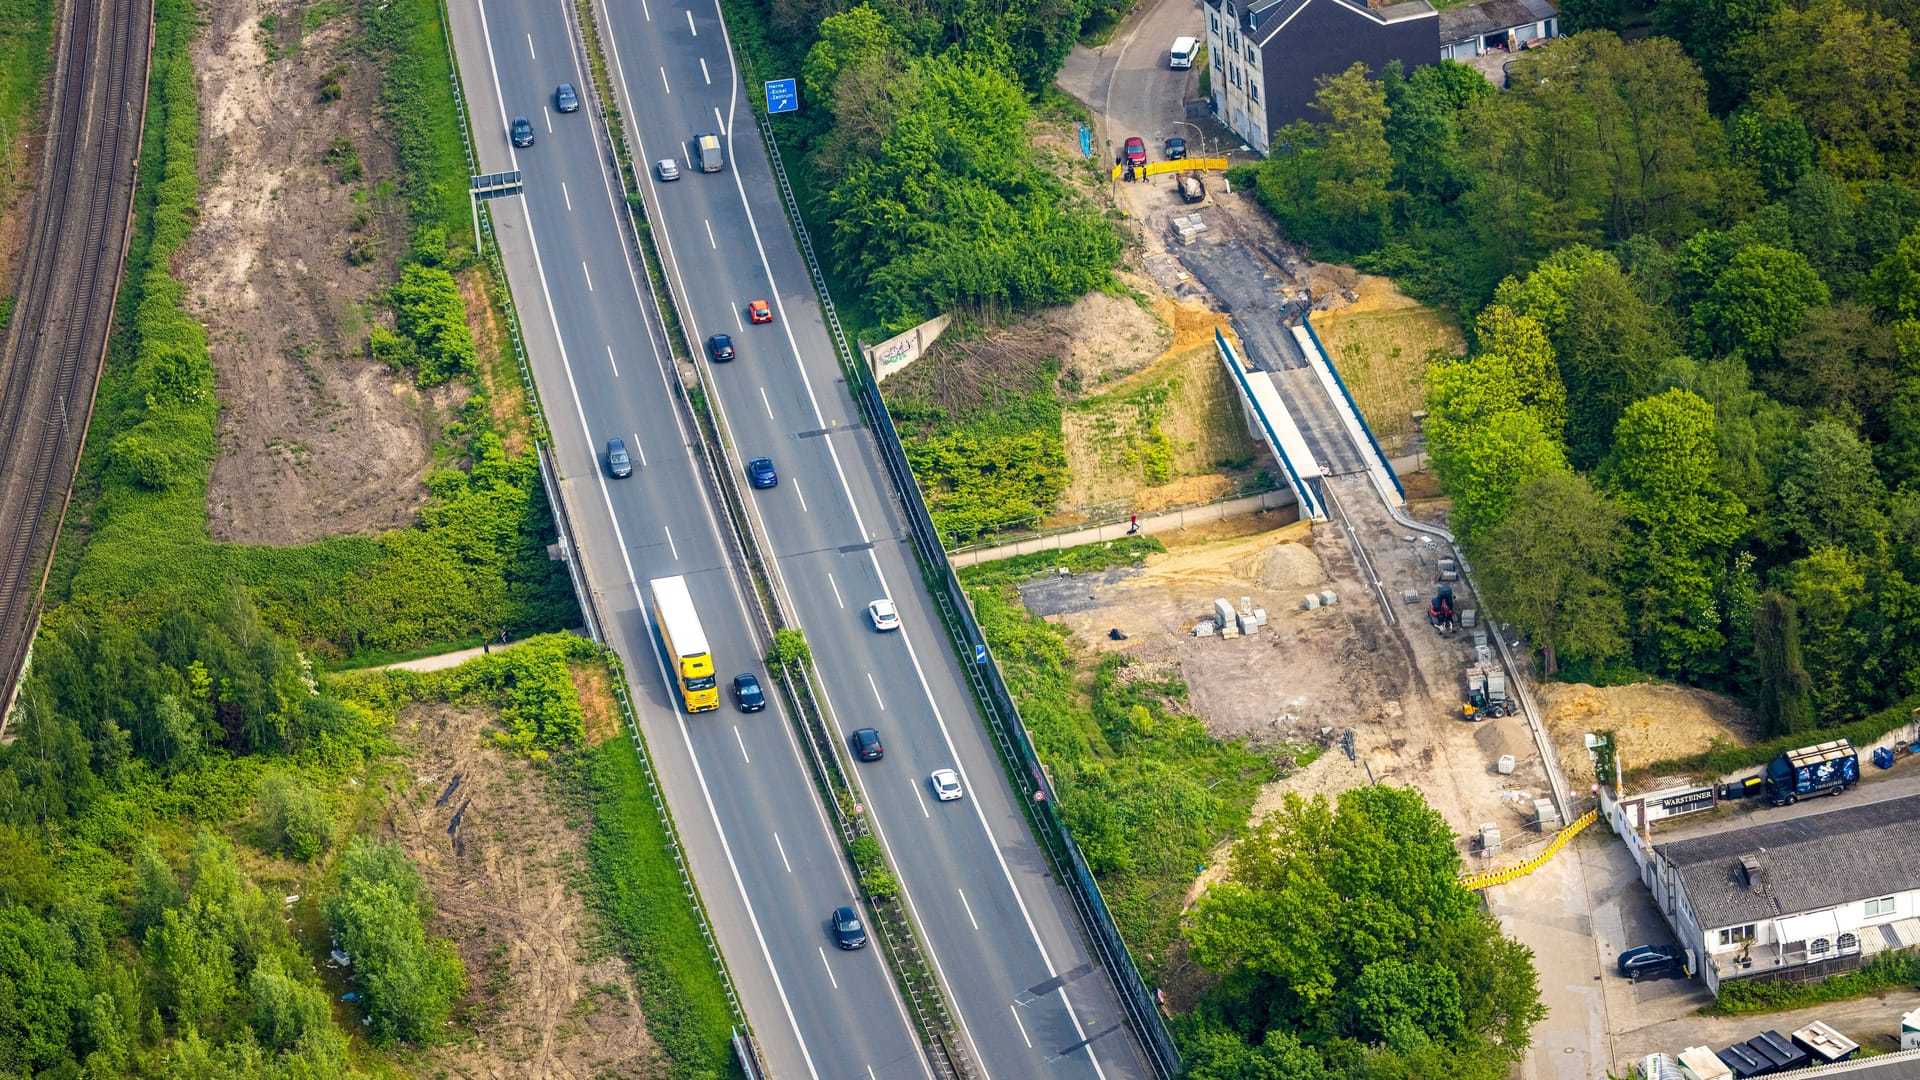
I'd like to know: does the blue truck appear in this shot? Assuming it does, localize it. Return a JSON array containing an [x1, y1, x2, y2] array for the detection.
[[1763, 739, 1859, 806]]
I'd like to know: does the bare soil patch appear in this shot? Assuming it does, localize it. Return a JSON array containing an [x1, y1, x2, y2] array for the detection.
[[1309, 278, 1464, 456], [1023, 510, 1552, 859], [0, 125, 42, 297], [385, 703, 664, 1079], [1537, 681, 1756, 787], [184, 0, 452, 545], [465, 266, 529, 458]]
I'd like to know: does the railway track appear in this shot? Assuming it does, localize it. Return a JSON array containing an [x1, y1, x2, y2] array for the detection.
[[0, 0, 154, 726]]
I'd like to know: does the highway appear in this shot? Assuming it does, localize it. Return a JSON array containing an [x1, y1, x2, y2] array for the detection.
[[443, 2, 931, 1076], [594, 2, 1153, 1077]]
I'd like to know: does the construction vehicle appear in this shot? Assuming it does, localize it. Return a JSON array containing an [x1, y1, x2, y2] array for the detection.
[[1177, 171, 1206, 204], [1463, 664, 1514, 719], [1762, 739, 1857, 805], [1428, 585, 1457, 633]]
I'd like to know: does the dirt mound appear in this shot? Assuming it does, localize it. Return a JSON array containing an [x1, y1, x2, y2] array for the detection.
[[1055, 288, 1169, 385], [1538, 682, 1756, 785], [1230, 539, 1326, 590], [185, 0, 448, 545], [387, 704, 661, 1078]]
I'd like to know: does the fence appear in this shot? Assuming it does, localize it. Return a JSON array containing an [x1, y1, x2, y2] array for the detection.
[[748, 104, 1183, 1080], [1458, 808, 1598, 891]]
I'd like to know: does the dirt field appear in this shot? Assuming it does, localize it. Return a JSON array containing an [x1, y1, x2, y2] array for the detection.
[[384, 701, 663, 1079], [1017, 517, 1555, 862], [1061, 297, 1264, 511], [183, 0, 452, 546], [1538, 681, 1756, 787], [1308, 276, 1466, 456]]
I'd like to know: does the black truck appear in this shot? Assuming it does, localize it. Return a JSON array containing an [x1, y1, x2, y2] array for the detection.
[[1762, 739, 1859, 806]]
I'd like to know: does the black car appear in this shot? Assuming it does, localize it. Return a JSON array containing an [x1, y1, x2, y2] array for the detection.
[[733, 673, 765, 712], [832, 905, 867, 949], [707, 333, 735, 362], [1165, 136, 1187, 160], [555, 83, 579, 113], [747, 456, 777, 489], [851, 727, 883, 761], [1617, 945, 1685, 980], [605, 437, 632, 478], [510, 116, 534, 148]]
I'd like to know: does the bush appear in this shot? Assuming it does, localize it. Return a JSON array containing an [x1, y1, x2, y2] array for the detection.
[[255, 773, 330, 861], [770, 627, 811, 670], [387, 263, 477, 386], [326, 838, 465, 1044]]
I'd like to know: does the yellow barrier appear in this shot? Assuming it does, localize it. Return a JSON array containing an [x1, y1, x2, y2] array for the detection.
[[1108, 156, 1232, 181], [1458, 808, 1597, 891]]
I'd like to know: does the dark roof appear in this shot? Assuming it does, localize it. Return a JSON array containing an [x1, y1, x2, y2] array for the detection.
[[1437, 0, 1556, 42], [1791, 1049, 1920, 1077], [1247, 0, 1434, 39], [1654, 793, 1920, 930]]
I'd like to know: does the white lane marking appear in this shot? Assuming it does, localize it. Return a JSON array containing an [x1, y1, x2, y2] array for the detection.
[[734, 305, 744, 332], [582, 261, 594, 291], [868, 1069, 877, 1080], [958, 889, 979, 930], [701, 56, 711, 84], [526, 31, 535, 58], [1009, 1006, 1032, 1049], [543, 106, 552, 132], [760, 386, 773, 419], [911, 783, 928, 818], [632, 433, 645, 467], [867, 672, 884, 710], [792, 478, 807, 513], [659, 66, 670, 93], [606, 344, 618, 376], [827, 573, 843, 609], [561, 181, 571, 211], [641, 0, 649, 17], [561, 21, 832, 1079], [664, 525, 678, 559], [774, 833, 792, 872], [714, 104, 726, 135], [818, 948, 838, 989], [687, 9, 696, 33], [704, 219, 716, 248], [710, 5, 1106, 1072], [733, 726, 751, 763]]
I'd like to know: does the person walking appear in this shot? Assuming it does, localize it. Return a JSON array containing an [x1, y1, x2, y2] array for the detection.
[[1128, 514, 1139, 534]]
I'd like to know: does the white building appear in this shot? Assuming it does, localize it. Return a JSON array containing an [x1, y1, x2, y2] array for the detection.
[[1649, 793, 1920, 993]]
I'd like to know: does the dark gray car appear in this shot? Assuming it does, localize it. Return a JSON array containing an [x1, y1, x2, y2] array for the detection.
[[555, 83, 579, 112], [510, 116, 534, 147], [606, 437, 632, 478], [832, 905, 867, 949]]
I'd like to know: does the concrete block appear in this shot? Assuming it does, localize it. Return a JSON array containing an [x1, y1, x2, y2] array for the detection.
[[1497, 754, 1516, 775], [1252, 608, 1267, 626], [1320, 590, 1338, 607], [1303, 594, 1320, 610], [1193, 621, 1216, 637], [1238, 612, 1259, 635], [1214, 597, 1236, 627], [1460, 608, 1477, 628], [1402, 589, 1420, 604]]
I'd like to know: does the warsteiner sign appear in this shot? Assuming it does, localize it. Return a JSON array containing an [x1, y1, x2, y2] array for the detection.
[[1657, 787, 1717, 816]]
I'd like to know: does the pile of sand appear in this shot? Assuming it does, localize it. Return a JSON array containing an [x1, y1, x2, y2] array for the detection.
[[1537, 682, 1755, 785], [1231, 540, 1327, 590]]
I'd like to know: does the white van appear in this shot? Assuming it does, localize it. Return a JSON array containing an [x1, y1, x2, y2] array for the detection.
[[1170, 36, 1199, 69]]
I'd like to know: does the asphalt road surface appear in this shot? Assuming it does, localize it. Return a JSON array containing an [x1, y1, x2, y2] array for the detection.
[[594, 1, 1154, 1077], [445, 2, 929, 1076]]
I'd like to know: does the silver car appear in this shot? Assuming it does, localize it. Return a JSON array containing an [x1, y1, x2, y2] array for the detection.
[[655, 158, 680, 181]]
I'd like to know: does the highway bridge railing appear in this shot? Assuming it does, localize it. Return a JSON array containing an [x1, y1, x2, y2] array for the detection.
[[749, 97, 1185, 1080]]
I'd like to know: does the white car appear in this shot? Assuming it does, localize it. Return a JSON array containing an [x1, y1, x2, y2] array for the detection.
[[868, 598, 900, 631], [929, 769, 963, 801], [655, 158, 681, 181]]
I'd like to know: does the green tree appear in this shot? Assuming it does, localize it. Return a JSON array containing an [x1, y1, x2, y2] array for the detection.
[[1650, 0, 1780, 110], [1473, 305, 1567, 439], [1752, 592, 1815, 737], [1696, 244, 1828, 358], [326, 839, 464, 1044], [1771, 303, 1901, 425], [256, 773, 332, 862], [1773, 418, 1889, 553], [1571, 33, 1726, 241], [0, 904, 84, 1075], [1603, 390, 1749, 677], [1310, 63, 1394, 248], [1780, 547, 1873, 719], [249, 955, 334, 1052], [1729, 89, 1815, 196], [1474, 472, 1628, 674], [1734, 0, 1916, 179]]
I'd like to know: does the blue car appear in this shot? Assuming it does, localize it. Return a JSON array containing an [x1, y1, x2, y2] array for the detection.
[[555, 83, 579, 113], [747, 456, 777, 489]]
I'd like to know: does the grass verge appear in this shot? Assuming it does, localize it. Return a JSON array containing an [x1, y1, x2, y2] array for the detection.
[[563, 732, 739, 1078], [0, 0, 54, 211]]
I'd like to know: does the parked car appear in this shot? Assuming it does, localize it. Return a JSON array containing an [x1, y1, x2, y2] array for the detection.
[[1617, 945, 1685, 980], [747, 456, 778, 489], [707, 333, 735, 362], [748, 299, 773, 324], [929, 769, 963, 801], [1123, 136, 1147, 166], [510, 116, 535, 147], [867, 598, 899, 631], [732, 673, 765, 712], [655, 157, 681, 181], [832, 905, 867, 949], [851, 727, 884, 761], [554, 83, 579, 112], [605, 437, 632, 478], [1165, 136, 1187, 160]]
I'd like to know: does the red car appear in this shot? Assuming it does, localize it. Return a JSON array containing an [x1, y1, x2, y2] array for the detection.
[[747, 299, 772, 324], [1123, 136, 1147, 167]]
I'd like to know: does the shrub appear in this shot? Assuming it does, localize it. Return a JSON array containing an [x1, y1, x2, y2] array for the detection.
[[387, 262, 477, 386], [326, 838, 465, 1044], [326, 136, 363, 183], [255, 773, 330, 861]]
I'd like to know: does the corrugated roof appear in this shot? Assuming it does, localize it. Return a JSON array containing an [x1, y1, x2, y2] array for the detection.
[[1437, 0, 1556, 42], [1655, 793, 1920, 931]]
